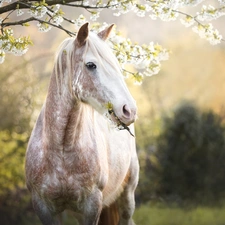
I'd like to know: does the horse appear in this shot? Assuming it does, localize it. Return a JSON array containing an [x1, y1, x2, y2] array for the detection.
[[25, 23, 139, 225]]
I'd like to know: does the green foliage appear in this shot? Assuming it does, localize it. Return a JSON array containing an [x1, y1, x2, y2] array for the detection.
[[0, 131, 34, 225], [0, 131, 27, 194], [135, 115, 163, 204], [0, 28, 33, 54], [134, 204, 225, 225], [156, 102, 225, 204]]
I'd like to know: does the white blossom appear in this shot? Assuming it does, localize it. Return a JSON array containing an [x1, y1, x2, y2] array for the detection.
[[116, 52, 127, 64], [134, 8, 146, 17], [0, 0, 11, 7], [90, 11, 100, 21], [110, 0, 137, 16], [3, 43, 12, 53], [28, 5, 48, 19], [158, 49, 170, 61], [197, 5, 225, 21], [135, 58, 151, 70], [11, 45, 28, 56], [180, 16, 195, 27], [109, 34, 125, 45], [192, 23, 222, 45], [52, 15, 64, 26], [109, 0, 119, 8], [118, 1, 136, 15], [0, 50, 5, 64], [122, 2, 136, 14], [148, 2, 179, 21], [83, 0, 90, 6], [54, 4, 60, 12], [134, 73, 144, 85], [17, 9, 24, 17], [0, 28, 32, 62], [145, 61, 161, 76], [74, 14, 87, 29], [37, 22, 52, 32], [46, 5, 64, 26], [180, 0, 204, 7]]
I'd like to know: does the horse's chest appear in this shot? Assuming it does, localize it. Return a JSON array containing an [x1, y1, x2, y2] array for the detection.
[[40, 155, 99, 206]]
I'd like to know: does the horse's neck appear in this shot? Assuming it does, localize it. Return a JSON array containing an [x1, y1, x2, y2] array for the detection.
[[43, 71, 89, 151]]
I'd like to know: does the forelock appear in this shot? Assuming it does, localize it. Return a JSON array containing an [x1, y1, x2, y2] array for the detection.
[[87, 32, 121, 73]]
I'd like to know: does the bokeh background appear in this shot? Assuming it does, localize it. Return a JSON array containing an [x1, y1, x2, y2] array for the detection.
[[1, 3, 225, 225]]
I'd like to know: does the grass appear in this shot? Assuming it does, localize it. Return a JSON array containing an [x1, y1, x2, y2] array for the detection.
[[22, 203, 225, 225], [133, 204, 225, 225]]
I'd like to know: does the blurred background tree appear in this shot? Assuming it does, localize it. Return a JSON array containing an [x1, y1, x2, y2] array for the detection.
[[0, 57, 47, 225], [0, 58, 37, 133], [135, 102, 225, 206], [155, 102, 225, 205]]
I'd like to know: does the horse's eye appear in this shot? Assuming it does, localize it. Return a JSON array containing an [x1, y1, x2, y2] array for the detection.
[[86, 62, 97, 70]]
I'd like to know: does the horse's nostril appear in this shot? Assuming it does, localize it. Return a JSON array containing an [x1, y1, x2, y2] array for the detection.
[[123, 105, 131, 118]]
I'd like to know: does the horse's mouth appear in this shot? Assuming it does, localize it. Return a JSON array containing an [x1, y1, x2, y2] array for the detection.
[[108, 109, 135, 137]]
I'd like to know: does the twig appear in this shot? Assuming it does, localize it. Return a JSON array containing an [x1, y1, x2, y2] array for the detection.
[[108, 109, 135, 137]]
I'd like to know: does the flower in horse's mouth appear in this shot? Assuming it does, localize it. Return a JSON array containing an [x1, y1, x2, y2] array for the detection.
[[106, 107, 135, 137], [105, 102, 122, 126]]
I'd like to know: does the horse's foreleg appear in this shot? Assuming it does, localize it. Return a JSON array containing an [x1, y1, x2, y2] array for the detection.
[[117, 187, 136, 225], [83, 189, 103, 225], [32, 193, 60, 225], [117, 161, 139, 225]]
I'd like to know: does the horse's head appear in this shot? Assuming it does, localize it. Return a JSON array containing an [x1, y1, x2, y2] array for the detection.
[[74, 23, 137, 126], [60, 23, 137, 126]]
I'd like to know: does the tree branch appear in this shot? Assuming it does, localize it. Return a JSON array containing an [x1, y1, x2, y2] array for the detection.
[[0, 0, 82, 14], [1, 16, 75, 36], [62, 2, 111, 9]]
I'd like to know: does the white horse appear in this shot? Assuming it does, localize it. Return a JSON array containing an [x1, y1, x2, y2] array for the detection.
[[25, 23, 139, 225]]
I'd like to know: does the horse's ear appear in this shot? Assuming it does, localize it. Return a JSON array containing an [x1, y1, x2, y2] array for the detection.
[[98, 24, 114, 41], [76, 22, 89, 47]]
